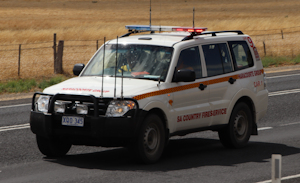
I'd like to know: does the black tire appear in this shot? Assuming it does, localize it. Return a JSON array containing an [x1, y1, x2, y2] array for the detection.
[[134, 114, 166, 164], [36, 135, 71, 157], [218, 102, 253, 148]]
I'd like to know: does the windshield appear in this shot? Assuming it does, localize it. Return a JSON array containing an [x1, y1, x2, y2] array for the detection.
[[82, 44, 173, 81]]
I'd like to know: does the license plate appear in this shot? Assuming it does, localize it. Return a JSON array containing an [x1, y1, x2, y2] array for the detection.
[[62, 116, 84, 127]]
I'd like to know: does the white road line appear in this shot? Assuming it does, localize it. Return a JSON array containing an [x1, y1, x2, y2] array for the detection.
[[258, 127, 273, 131], [0, 103, 31, 109], [2, 124, 280, 133], [280, 121, 300, 126], [266, 73, 300, 79], [268, 88, 300, 96], [0, 123, 30, 132], [0, 123, 29, 129], [281, 174, 300, 181], [257, 173, 300, 183]]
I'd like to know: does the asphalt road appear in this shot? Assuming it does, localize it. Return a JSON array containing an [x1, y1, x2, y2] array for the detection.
[[0, 70, 300, 183]]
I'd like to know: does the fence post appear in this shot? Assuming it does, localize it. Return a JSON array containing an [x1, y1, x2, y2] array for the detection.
[[96, 40, 98, 51], [18, 44, 21, 77], [281, 30, 284, 39], [53, 33, 57, 73], [55, 40, 64, 74], [263, 41, 266, 56]]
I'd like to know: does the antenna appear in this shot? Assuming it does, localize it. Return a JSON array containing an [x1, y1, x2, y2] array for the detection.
[[114, 36, 118, 99], [149, 0, 152, 27], [101, 37, 106, 98], [193, 7, 195, 28]]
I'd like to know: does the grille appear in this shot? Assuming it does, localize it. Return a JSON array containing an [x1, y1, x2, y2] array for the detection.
[[49, 94, 112, 117], [84, 99, 111, 116]]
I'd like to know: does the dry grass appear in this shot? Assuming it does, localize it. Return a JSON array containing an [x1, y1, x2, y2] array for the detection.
[[1, 0, 300, 80]]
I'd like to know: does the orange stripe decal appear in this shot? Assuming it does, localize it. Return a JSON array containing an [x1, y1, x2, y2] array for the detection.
[[133, 69, 263, 101]]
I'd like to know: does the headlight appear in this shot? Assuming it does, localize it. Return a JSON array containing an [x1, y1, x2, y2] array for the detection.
[[76, 104, 88, 115], [36, 95, 51, 112], [105, 100, 136, 117], [54, 101, 66, 113]]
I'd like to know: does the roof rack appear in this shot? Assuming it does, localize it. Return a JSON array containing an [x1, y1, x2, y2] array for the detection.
[[182, 30, 244, 41]]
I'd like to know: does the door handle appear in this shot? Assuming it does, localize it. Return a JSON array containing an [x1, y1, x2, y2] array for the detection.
[[228, 77, 236, 84], [199, 83, 207, 90]]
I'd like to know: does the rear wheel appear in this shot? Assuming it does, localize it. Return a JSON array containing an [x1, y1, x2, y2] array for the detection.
[[133, 114, 166, 164], [36, 135, 71, 157], [218, 102, 253, 148]]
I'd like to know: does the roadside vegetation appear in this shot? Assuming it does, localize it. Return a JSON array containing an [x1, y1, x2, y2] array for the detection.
[[0, 75, 68, 94], [262, 55, 300, 67], [1, 55, 300, 94]]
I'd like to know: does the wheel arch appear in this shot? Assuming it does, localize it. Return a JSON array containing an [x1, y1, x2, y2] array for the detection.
[[147, 108, 170, 138], [141, 99, 172, 135]]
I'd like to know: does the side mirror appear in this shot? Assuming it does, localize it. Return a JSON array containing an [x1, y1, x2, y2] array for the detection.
[[73, 63, 85, 76], [173, 69, 196, 82]]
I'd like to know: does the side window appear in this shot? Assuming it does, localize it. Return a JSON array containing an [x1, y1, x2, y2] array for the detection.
[[219, 43, 233, 73], [202, 43, 233, 77], [228, 41, 254, 70], [176, 47, 202, 79]]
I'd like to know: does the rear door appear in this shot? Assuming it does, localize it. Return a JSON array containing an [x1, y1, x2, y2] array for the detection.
[[201, 43, 240, 126]]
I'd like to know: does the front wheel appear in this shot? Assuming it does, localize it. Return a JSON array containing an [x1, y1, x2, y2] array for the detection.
[[218, 102, 253, 148], [133, 114, 166, 164], [36, 135, 71, 157]]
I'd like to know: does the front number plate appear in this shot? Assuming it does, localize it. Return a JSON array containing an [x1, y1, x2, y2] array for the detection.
[[62, 116, 84, 127]]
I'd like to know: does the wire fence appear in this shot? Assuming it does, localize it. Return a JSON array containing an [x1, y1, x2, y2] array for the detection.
[[0, 39, 101, 81], [0, 28, 300, 81], [248, 27, 300, 58]]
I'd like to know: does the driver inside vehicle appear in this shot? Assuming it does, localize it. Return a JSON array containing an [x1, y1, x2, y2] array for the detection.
[[176, 53, 194, 71], [118, 51, 135, 73], [118, 49, 151, 77]]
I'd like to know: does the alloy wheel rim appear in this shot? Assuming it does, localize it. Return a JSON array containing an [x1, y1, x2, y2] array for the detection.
[[144, 124, 159, 153], [234, 111, 248, 140]]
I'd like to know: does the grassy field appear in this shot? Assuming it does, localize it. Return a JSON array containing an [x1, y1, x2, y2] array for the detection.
[[1, 0, 300, 43], [0, 0, 300, 81]]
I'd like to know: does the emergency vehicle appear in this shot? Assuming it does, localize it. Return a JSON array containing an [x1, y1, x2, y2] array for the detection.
[[30, 25, 268, 163]]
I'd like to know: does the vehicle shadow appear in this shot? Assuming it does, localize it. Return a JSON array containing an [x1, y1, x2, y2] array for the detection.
[[44, 138, 300, 171]]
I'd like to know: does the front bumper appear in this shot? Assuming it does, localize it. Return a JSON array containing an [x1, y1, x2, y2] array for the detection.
[[30, 93, 145, 147]]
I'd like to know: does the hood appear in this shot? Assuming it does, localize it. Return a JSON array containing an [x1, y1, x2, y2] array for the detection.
[[43, 76, 159, 98]]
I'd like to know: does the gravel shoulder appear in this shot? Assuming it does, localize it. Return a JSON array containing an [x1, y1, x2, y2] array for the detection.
[[0, 92, 35, 102]]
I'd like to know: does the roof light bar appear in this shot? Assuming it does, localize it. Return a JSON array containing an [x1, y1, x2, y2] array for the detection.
[[172, 27, 207, 33], [125, 25, 207, 33], [125, 25, 175, 32]]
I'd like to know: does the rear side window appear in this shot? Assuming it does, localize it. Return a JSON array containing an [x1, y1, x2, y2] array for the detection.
[[202, 43, 233, 77], [228, 41, 254, 70]]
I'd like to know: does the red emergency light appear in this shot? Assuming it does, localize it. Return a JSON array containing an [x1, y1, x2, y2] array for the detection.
[[173, 27, 207, 33]]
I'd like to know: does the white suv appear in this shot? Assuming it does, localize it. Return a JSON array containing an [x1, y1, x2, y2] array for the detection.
[[30, 25, 268, 163]]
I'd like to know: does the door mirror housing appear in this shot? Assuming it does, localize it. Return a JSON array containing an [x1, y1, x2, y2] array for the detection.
[[73, 63, 85, 76], [173, 69, 196, 82]]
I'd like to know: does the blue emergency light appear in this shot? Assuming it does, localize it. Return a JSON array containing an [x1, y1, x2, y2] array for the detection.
[[125, 25, 207, 33]]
